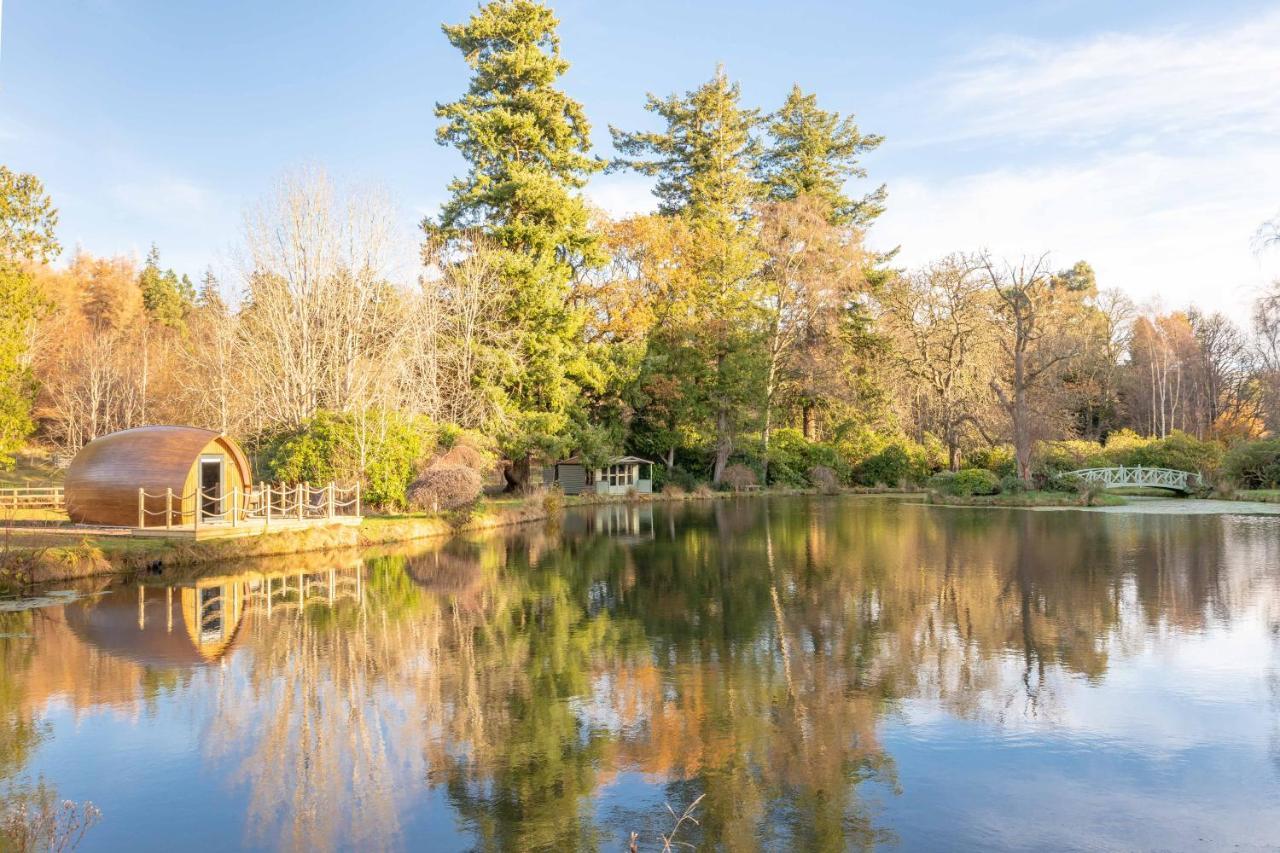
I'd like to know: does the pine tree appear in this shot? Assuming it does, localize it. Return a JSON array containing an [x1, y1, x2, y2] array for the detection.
[[429, 0, 604, 485], [760, 85, 885, 227], [612, 67, 766, 482], [138, 244, 191, 329], [197, 267, 226, 312]]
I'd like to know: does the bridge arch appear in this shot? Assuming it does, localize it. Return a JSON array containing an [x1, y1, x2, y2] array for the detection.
[[1066, 466, 1200, 494]]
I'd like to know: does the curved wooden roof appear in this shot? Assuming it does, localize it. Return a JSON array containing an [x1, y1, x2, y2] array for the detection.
[[65, 426, 253, 526]]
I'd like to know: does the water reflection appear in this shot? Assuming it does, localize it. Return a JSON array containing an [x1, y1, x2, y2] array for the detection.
[[1, 498, 1278, 850]]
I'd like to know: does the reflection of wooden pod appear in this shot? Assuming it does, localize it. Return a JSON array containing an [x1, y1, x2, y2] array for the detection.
[[181, 583, 246, 661], [64, 580, 248, 666], [65, 426, 253, 526]]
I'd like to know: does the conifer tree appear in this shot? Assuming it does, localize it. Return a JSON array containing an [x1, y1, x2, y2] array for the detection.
[[612, 68, 766, 482], [760, 85, 885, 227], [138, 244, 192, 329], [429, 0, 604, 486]]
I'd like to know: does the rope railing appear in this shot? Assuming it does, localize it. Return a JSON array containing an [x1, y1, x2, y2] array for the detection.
[[136, 480, 361, 530]]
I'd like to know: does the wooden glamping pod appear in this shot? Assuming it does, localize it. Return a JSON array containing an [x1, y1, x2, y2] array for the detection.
[[65, 426, 252, 527]]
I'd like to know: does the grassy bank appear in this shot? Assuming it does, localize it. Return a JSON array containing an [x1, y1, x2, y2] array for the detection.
[[926, 489, 1126, 508], [1225, 489, 1280, 504]]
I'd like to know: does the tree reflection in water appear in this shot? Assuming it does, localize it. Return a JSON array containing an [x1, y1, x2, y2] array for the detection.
[[1, 497, 1276, 850]]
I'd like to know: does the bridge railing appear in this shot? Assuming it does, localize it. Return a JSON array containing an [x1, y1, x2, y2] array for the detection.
[[1066, 466, 1200, 492]]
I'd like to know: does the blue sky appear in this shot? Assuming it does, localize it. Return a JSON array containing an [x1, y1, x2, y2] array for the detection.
[[2, 0, 1278, 316]]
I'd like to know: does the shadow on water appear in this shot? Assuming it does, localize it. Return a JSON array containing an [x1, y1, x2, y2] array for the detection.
[[1, 496, 1278, 850]]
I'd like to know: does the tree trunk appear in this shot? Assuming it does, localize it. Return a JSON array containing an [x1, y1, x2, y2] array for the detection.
[[801, 404, 815, 441], [503, 455, 532, 494], [712, 407, 731, 484]]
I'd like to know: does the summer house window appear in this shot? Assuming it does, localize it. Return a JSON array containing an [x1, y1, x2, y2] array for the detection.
[[606, 464, 635, 486]]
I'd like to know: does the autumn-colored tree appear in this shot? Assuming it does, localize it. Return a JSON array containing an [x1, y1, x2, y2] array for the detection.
[[0, 166, 60, 466], [612, 67, 765, 481], [880, 254, 993, 470], [755, 197, 864, 481], [982, 254, 1086, 481]]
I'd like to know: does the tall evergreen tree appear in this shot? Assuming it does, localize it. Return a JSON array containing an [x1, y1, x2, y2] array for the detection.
[[760, 85, 885, 228], [429, 0, 604, 486], [612, 68, 766, 482], [0, 166, 59, 467], [138, 244, 192, 329]]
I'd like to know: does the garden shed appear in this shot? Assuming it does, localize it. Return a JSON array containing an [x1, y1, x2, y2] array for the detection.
[[65, 426, 253, 527], [543, 455, 654, 496]]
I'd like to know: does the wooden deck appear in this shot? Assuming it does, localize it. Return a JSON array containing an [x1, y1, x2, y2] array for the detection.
[[1, 515, 362, 542]]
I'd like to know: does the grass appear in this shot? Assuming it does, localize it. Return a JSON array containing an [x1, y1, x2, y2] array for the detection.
[[0, 450, 65, 488], [1104, 486, 1187, 498], [1230, 489, 1280, 504], [928, 489, 1126, 508]]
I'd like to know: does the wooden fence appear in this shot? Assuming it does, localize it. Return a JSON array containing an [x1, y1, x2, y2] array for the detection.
[[136, 482, 361, 531], [1, 486, 65, 510]]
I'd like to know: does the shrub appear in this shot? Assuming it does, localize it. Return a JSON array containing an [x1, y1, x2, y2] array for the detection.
[[999, 473, 1029, 494], [653, 465, 698, 492], [854, 445, 912, 487], [952, 468, 1000, 496], [1123, 430, 1222, 475], [692, 484, 714, 499], [1076, 480, 1106, 506], [1042, 470, 1082, 493], [808, 465, 840, 494], [407, 465, 482, 513], [967, 445, 1017, 478], [542, 485, 564, 515], [1035, 439, 1108, 474], [661, 483, 687, 498], [1222, 439, 1280, 489], [722, 463, 758, 491], [927, 470, 957, 492], [929, 468, 999, 496], [766, 429, 850, 487], [262, 409, 434, 509]]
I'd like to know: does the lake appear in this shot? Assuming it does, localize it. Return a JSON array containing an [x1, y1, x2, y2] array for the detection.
[[2, 496, 1278, 851]]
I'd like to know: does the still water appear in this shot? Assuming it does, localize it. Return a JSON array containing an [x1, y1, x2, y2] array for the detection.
[[2, 497, 1279, 851]]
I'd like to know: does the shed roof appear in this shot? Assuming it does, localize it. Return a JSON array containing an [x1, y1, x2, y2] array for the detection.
[[556, 455, 654, 466]]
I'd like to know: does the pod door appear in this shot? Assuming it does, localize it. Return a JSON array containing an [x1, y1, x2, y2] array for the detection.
[[200, 457, 224, 520]]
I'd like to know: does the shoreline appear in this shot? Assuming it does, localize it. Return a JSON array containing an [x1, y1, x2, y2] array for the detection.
[[3, 486, 914, 587], [5, 487, 1278, 589]]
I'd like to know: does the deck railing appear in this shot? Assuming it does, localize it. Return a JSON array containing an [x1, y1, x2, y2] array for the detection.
[[1, 486, 65, 510], [135, 481, 361, 530]]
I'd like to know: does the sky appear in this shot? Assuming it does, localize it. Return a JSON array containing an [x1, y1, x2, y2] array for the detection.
[[2, 0, 1278, 318]]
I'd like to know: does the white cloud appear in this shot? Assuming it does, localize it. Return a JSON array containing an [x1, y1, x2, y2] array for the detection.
[[937, 9, 1280, 146], [877, 9, 1280, 320], [111, 176, 211, 217]]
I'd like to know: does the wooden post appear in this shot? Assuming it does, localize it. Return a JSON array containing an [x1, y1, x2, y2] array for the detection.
[[165, 488, 173, 530], [138, 585, 145, 629], [298, 483, 305, 520], [138, 488, 145, 528], [265, 483, 273, 527], [194, 489, 201, 535], [231, 486, 239, 528], [328, 483, 335, 519], [166, 586, 173, 632], [355, 482, 361, 517]]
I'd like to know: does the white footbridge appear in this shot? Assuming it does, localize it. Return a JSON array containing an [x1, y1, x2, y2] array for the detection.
[[1067, 466, 1201, 494]]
